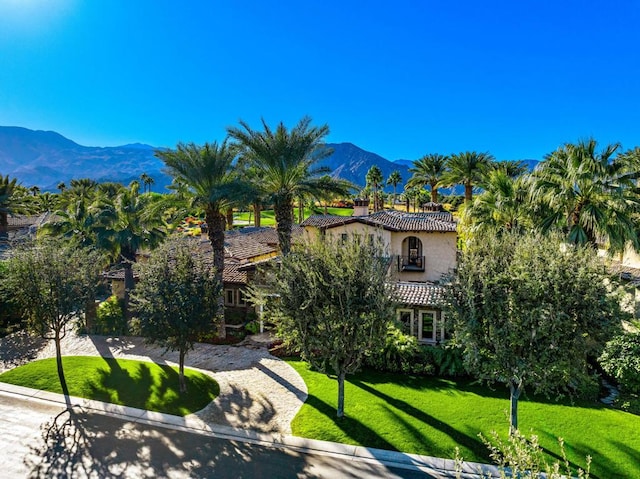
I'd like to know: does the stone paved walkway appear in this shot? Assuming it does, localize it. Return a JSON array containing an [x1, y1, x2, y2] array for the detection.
[[0, 330, 307, 434]]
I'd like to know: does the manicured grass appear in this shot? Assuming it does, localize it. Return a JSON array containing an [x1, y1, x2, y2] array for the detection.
[[0, 356, 219, 416], [287, 361, 640, 478], [234, 206, 354, 226]]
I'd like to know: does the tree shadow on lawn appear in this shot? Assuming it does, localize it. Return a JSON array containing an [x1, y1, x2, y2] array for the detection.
[[350, 379, 487, 458], [87, 358, 218, 415], [303, 394, 397, 452], [25, 406, 319, 479], [535, 428, 633, 479]]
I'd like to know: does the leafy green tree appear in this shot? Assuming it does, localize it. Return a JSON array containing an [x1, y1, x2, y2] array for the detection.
[[269, 235, 396, 418], [599, 332, 640, 394], [408, 153, 448, 203], [448, 231, 623, 434], [156, 141, 249, 337], [531, 138, 640, 254], [131, 237, 220, 392], [441, 151, 494, 203], [386, 170, 403, 206], [365, 165, 384, 212], [227, 116, 336, 255], [1, 239, 103, 397]]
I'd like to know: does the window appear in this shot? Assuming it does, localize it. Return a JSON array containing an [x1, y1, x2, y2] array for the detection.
[[397, 309, 414, 336], [237, 290, 247, 306], [225, 289, 235, 306], [419, 310, 436, 342]]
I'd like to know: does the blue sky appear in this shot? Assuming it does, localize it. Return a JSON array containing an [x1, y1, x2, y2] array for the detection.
[[1, 0, 638, 162]]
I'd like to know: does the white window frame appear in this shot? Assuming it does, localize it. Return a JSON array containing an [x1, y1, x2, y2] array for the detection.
[[237, 289, 247, 306], [417, 309, 437, 343]]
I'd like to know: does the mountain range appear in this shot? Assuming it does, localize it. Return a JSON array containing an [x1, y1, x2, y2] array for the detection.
[[0, 126, 538, 193]]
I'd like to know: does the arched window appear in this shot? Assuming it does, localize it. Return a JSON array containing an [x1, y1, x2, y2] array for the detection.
[[399, 236, 424, 271]]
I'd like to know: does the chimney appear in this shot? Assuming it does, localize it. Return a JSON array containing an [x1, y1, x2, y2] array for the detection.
[[353, 198, 370, 216]]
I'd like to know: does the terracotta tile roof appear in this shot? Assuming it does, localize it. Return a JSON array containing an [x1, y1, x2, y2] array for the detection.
[[227, 225, 303, 246], [223, 262, 248, 284], [393, 281, 447, 307], [610, 261, 640, 281], [301, 210, 457, 233]]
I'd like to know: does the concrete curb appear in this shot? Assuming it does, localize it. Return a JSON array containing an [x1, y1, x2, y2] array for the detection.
[[0, 382, 499, 478]]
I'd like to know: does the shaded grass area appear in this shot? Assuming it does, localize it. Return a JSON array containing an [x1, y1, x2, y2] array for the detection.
[[288, 361, 640, 479], [0, 356, 219, 416]]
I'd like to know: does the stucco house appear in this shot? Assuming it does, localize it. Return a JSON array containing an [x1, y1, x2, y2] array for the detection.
[[300, 200, 458, 344]]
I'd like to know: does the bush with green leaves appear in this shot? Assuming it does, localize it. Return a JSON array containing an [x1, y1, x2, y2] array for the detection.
[[365, 324, 433, 374], [94, 295, 126, 335], [599, 332, 640, 394]]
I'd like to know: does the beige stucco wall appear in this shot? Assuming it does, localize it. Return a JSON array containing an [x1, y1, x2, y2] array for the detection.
[[303, 224, 457, 283], [391, 231, 457, 282]]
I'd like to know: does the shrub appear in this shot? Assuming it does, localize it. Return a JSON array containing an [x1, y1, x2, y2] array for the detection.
[[421, 344, 468, 377], [599, 332, 640, 394], [94, 296, 126, 335], [365, 325, 434, 375]]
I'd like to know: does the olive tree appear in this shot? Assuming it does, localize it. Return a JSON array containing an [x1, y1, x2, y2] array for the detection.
[[448, 231, 623, 434], [130, 237, 220, 393], [2, 239, 103, 397], [269, 235, 396, 418]]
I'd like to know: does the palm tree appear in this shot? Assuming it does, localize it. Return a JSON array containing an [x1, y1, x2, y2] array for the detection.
[[0, 175, 19, 240], [227, 116, 336, 255], [407, 153, 448, 203], [29, 185, 40, 197], [463, 169, 533, 234], [156, 141, 250, 337], [386, 170, 402, 207], [95, 182, 166, 320], [441, 151, 494, 203], [140, 173, 155, 193], [366, 165, 384, 212], [531, 138, 640, 253], [57, 181, 66, 192]]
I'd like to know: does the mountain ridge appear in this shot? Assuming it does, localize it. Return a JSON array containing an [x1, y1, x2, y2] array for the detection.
[[0, 126, 539, 193]]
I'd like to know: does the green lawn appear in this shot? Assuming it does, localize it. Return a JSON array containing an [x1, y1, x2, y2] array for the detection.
[[288, 361, 640, 479], [234, 206, 354, 226], [0, 356, 219, 416]]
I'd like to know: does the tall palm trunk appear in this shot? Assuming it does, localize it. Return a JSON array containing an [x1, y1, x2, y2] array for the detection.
[[430, 183, 438, 203], [0, 212, 7, 241], [225, 207, 234, 230], [274, 196, 294, 255], [464, 182, 473, 203], [122, 261, 135, 324], [206, 206, 227, 338]]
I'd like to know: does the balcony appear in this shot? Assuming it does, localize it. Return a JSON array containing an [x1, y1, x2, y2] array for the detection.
[[398, 255, 425, 272]]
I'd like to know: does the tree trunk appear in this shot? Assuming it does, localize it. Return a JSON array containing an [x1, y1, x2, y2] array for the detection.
[[179, 348, 187, 393], [406, 197, 410, 212], [430, 183, 438, 203], [122, 261, 135, 324], [254, 201, 261, 228], [55, 329, 70, 399], [85, 298, 97, 334], [464, 183, 473, 203], [206, 206, 227, 338], [298, 197, 304, 224], [0, 212, 8, 241], [509, 379, 522, 435], [274, 196, 294, 255], [336, 368, 346, 418], [226, 207, 234, 230]]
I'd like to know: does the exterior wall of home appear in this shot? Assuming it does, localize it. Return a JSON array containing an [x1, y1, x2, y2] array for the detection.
[[302, 224, 391, 252], [391, 231, 457, 282], [622, 244, 640, 269]]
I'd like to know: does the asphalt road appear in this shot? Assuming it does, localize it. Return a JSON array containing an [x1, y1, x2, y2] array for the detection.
[[0, 393, 441, 479]]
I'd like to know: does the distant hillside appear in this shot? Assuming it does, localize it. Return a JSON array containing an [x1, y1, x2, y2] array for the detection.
[[0, 126, 170, 191], [0, 126, 540, 193]]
